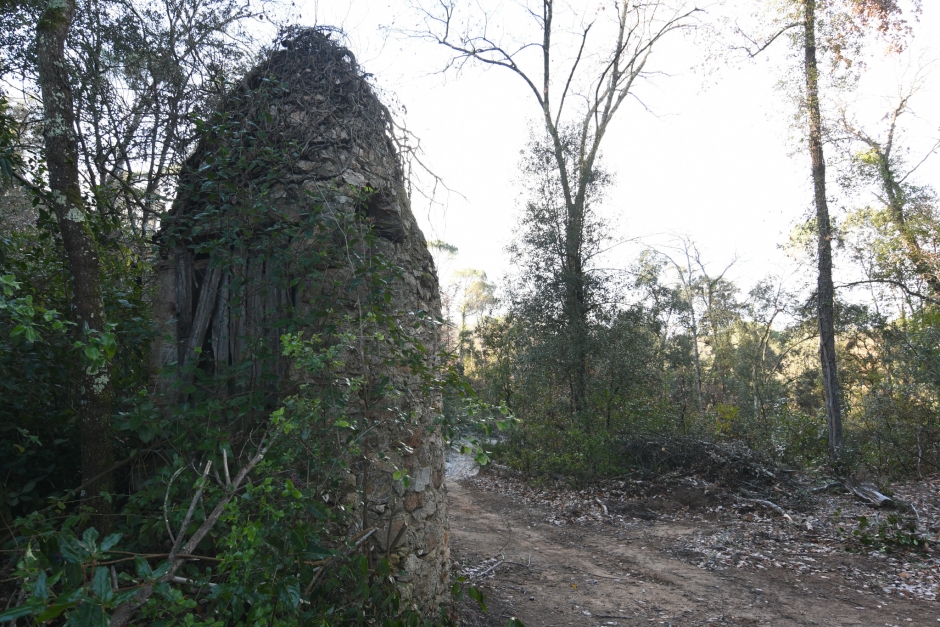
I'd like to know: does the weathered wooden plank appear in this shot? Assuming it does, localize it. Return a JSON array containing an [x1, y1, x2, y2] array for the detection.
[[212, 271, 230, 369], [175, 248, 193, 368], [181, 264, 222, 380], [231, 249, 248, 366], [264, 257, 288, 382], [246, 255, 265, 387]]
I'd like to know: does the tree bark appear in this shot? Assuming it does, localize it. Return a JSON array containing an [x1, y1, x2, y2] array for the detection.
[[36, 0, 114, 528], [803, 0, 844, 462], [566, 257, 589, 416]]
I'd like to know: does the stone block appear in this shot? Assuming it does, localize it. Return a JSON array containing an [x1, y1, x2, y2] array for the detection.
[[404, 492, 424, 512], [411, 466, 431, 493]]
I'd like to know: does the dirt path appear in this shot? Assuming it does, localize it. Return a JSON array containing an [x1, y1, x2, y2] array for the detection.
[[448, 475, 939, 627]]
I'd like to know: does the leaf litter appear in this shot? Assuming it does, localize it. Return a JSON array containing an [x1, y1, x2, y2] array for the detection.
[[464, 465, 940, 603]]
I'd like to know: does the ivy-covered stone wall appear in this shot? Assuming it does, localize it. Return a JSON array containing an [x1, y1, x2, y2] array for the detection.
[[150, 27, 449, 613]]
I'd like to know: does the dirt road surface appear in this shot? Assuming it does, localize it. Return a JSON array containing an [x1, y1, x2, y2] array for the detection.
[[448, 474, 940, 627]]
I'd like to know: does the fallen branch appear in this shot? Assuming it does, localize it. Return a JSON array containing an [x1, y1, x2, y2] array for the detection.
[[163, 467, 186, 545], [811, 482, 843, 493], [751, 499, 793, 523], [844, 478, 894, 509], [110, 432, 277, 627], [477, 559, 505, 578], [168, 461, 213, 563], [501, 554, 533, 570], [578, 571, 629, 581]]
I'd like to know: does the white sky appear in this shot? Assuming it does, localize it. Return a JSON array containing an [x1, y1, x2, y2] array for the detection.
[[288, 0, 940, 299]]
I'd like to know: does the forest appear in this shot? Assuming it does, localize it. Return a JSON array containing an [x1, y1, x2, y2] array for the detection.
[[1, 0, 939, 625]]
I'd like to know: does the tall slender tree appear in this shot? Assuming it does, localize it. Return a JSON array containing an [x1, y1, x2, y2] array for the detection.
[[737, 0, 919, 463], [35, 0, 113, 525], [802, 0, 844, 461]]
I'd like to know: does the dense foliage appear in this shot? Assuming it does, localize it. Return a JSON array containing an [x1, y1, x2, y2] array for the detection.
[[0, 21, 497, 626], [1, 0, 937, 625], [455, 187, 940, 481]]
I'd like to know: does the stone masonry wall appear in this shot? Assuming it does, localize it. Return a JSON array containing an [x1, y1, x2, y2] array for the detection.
[[150, 27, 449, 612]]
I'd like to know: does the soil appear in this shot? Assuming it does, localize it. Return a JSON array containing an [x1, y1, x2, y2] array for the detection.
[[447, 467, 940, 627]]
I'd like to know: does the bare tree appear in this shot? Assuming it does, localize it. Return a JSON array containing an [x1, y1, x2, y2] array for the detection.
[[67, 0, 260, 234], [407, 0, 699, 414], [3, 0, 264, 528]]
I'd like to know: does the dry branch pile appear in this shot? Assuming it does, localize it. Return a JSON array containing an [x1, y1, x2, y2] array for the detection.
[[615, 435, 784, 488]]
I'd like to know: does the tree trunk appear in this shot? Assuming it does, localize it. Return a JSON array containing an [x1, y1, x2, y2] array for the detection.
[[878, 157, 940, 297], [458, 307, 466, 373], [36, 0, 114, 529], [684, 254, 704, 418], [565, 217, 588, 417], [803, 0, 844, 463]]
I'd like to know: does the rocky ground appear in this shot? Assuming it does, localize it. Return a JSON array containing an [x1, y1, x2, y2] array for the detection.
[[447, 460, 940, 627]]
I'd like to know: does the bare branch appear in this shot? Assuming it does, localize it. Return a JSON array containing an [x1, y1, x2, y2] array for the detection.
[[111, 432, 277, 627], [733, 21, 801, 58], [900, 136, 940, 183], [836, 279, 940, 305], [168, 461, 212, 563]]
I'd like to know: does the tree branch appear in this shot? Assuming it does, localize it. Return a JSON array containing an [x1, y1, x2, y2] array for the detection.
[[734, 21, 801, 58], [836, 279, 940, 305], [110, 432, 276, 627]]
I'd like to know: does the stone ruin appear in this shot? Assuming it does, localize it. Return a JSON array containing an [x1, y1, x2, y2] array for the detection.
[[149, 27, 449, 611]]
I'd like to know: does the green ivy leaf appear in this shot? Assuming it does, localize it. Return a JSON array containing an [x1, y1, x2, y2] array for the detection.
[[134, 556, 152, 579], [302, 546, 335, 560], [92, 568, 112, 603], [468, 586, 487, 612], [153, 581, 174, 600], [0, 604, 34, 622], [151, 562, 172, 579], [278, 576, 301, 608], [35, 602, 76, 622], [67, 599, 108, 627], [81, 528, 99, 553], [99, 533, 122, 553], [59, 536, 87, 564], [306, 503, 328, 519], [113, 589, 140, 606], [32, 571, 48, 601], [137, 424, 154, 443]]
